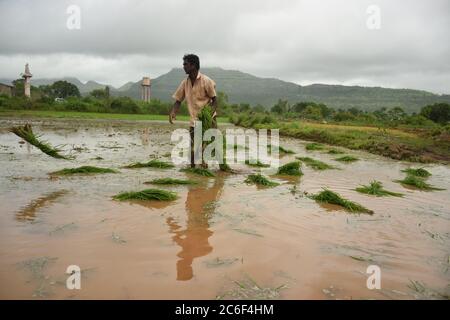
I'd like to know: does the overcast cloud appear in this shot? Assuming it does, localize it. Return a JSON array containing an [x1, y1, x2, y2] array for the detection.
[[0, 0, 449, 93]]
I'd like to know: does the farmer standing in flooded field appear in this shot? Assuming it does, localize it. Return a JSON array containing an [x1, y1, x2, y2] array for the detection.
[[169, 54, 218, 168]]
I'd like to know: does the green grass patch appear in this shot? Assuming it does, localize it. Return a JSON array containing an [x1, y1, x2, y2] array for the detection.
[[123, 159, 174, 169], [305, 143, 324, 151], [296, 157, 335, 170], [276, 161, 303, 176], [334, 155, 359, 162], [245, 174, 279, 187], [355, 180, 403, 197], [394, 175, 444, 191], [310, 188, 374, 214], [10, 124, 71, 159], [144, 178, 197, 185], [113, 188, 178, 201], [245, 159, 270, 168], [401, 167, 431, 178], [327, 148, 345, 154], [50, 166, 117, 175], [180, 167, 215, 177]]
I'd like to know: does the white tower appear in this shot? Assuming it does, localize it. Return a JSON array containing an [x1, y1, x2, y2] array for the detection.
[[21, 63, 33, 98], [141, 77, 151, 102]]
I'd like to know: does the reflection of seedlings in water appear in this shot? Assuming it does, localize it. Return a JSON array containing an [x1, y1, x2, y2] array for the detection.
[[309, 188, 374, 214], [181, 167, 215, 177], [91, 156, 104, 160], [276, 161, 303, 176], [50, 166, 118, 175], [418, 223, 446, 242], [111, 232, 127, 244], [113, 189, 178, 201], [394, 175, 444, 191], [9, 124, 72, 159], [17, 256, 58, 279], [334, 155, 359, 163], [16, 190, 69, 222], [216, 275, 287, 300], [407, 280, 449, 299], [296, 157, 335, 170], [123, 159, 174, 169], [355, 180, 404, 197], [204, 257, 240, 268], [49, 222, 77, 235], [245, 174, 279, 187], [401, 167, 431, 178], [233, 228, 263, 237], [144, 178, 198, 185], [305, 143, 324, 151]]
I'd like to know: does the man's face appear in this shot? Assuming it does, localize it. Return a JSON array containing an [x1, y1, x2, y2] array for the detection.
[[183, 60, 195, 74]]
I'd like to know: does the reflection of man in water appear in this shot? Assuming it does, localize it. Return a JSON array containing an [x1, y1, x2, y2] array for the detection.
[[166, 177, 224, 281]]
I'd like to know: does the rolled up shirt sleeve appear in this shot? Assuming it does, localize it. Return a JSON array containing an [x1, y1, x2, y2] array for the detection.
[[172, 80, 186, 102], [205, 78, 217, 99]]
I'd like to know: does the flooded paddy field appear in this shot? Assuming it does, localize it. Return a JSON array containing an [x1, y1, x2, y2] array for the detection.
[[0, 118, 449, 299]]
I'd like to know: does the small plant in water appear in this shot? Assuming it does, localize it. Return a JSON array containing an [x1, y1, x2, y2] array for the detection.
[[401, 167, 431, 178], [305, 143, 324, 151], [113, 189, 178, 201], [394, 175, 444, 191], [123, 159, 174, 169], [276, 161, 303, 176], [245, 159, 270, 168], [245, 174, 279, 187], [355, 180, 403, 197], [296, 157, 335, 170], [334, 155, 359, 162], [310, 188, 374, 214], [50, 166, 117, 175]]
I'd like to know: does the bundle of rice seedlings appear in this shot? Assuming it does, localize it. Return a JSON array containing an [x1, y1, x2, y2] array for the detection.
[[355, 180, 403, 197], [334, 155, 359, 162], [401, 167, 431, 178], [245, 159, 270, 168], [123, 159, 174, 169], [10, 124, 71, 159], [310, 188, 374, 214], [276, 161, 303, 176], [113, 188, 178, 201], [305, 143, 324, 151], [268, 144, 295, 154], [50, 166, 117, 175], [296, 157, 334, 170], [327, 148, 344, 154], [144, 178, 197, 185], [244, 174, 279, 187], [394, 175, 444, 191], [181, 167, 215, 177]]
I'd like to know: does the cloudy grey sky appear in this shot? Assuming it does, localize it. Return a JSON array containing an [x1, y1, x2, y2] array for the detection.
[[0, 0, 449, 93]]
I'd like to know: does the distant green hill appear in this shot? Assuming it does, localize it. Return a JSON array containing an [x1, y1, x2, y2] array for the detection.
[[115, 68, 450, 113]]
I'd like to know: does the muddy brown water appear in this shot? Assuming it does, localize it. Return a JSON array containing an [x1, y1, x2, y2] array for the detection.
[[0, 118, 449, 299]]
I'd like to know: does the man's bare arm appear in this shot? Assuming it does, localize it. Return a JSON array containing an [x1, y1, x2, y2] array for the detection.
[[169, 101, 181, 124]]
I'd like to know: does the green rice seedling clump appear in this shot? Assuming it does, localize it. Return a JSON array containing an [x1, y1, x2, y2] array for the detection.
[[276, 161, 303, 176], [395, 175, 444, 191], [144, 178, 197, 185], [296, 157, 334, 170], [355, 180, 403, 197], [310, 188, 373, 214], [113, 189, 178, 201], [124, 159, 174, 169], [401, 168, 431, 178], [245, 174, 279, 187], [305, 143, 324, 151], [181, 167, 215, 177], [50, 166, 117, 175], [334, 155, 359, 162]]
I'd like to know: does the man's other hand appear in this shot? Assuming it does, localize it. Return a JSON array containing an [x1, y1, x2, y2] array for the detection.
[[169, 110, 176, 124]]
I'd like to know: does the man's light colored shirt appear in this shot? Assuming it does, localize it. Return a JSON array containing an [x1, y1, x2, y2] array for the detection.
[[172, 72, 217, 127]]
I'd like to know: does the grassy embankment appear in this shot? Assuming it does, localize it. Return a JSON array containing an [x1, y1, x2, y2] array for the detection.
[[230, 115, 450, 163]]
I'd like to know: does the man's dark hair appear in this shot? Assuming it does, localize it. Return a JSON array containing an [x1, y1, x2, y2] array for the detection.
[[183, 54, 200, 70]]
